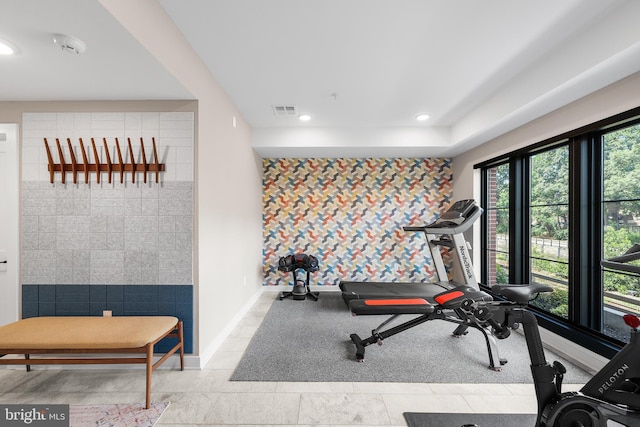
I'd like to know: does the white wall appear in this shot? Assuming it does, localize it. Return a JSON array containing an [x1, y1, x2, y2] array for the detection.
[[453, 71, 640, 201], [253, 127, 452, 158], [21, 112, 194, 183], [99, 1, 264, 366]]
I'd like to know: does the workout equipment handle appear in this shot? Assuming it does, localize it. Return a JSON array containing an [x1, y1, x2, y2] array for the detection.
[[601, 243, 640, 275], [402, 226, 426, 232]]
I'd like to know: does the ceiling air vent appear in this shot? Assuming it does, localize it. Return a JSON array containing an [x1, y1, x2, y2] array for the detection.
[[271, 105, 297, 116]]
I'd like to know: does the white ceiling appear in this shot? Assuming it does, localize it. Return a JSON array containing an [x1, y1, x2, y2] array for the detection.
[[2, 0, 640, 158], [0, 1, 192, 101]]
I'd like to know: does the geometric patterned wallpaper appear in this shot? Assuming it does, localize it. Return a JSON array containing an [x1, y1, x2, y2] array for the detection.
[[262, 158, 454, 286]]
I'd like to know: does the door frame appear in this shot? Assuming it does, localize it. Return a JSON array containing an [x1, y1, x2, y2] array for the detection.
[[0, 123, 20, 326]]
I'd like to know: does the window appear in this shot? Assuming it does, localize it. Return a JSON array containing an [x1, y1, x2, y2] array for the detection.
[[529, 146, 569, 319], [477, 107, 640, 356], [483, 163, 510, 285], [602, 122, 640, 342]]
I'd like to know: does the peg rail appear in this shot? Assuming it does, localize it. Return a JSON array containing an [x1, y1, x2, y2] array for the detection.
[[44, 137, 165, 184]]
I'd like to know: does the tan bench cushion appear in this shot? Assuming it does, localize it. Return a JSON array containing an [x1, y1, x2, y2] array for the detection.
[[0, 316, 178, 350]]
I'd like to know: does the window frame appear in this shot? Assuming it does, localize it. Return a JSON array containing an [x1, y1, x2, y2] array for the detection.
[[480, 162, 511, 286], [476, 106, 640, 358]]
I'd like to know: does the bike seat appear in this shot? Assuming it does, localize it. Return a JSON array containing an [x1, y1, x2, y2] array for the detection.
[[491, 284, 553, 304]]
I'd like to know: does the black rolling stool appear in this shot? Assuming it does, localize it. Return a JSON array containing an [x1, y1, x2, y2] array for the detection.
[[277, 254, 319, 301]]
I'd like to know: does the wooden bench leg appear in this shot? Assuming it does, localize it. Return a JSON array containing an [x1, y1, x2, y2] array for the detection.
[[146, 344, 153, 409], [178, 321, 184, 371]]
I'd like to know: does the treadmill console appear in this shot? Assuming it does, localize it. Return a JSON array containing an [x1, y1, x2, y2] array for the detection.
[[431, 199, 477, 227], [402, 199, 483, 235]]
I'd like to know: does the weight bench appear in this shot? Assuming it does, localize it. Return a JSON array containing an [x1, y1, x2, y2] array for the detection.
[[348, 285, 507, 370]]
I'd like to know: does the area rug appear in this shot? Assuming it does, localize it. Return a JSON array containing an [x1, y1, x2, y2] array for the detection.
[[69, 402, 168, 427], [404, 412, 537, 427], [230, 292, 592, 384]]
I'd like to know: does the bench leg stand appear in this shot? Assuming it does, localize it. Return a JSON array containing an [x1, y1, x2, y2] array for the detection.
[[146, 344, 153, 409], [179, 321, 185, 371]]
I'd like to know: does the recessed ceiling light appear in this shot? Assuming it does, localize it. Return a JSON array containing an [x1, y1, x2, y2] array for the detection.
[[415, 113, 430, 122], [0, 40, 16, 55], [298, 114, 311, 122], [53, 34, 86, 54]]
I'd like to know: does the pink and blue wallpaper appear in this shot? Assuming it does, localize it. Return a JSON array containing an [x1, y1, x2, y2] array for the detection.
[[263, 158, 454, 286]]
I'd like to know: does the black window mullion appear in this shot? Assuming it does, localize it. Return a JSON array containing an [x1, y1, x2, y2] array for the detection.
[[591, 133, 604, 331], [480, 169, 489, 285], [568, 137, 581, 324], [576, 134, 604, 331], [509, 157, 529, 284], [568, 136, 600, 329]]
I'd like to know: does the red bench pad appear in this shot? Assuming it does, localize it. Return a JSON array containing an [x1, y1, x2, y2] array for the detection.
[[349, 298, 434, 315]]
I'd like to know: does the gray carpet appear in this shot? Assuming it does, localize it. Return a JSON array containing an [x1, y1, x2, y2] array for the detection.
[[230, 292, 592, 383], [404, 412, 537, 427]]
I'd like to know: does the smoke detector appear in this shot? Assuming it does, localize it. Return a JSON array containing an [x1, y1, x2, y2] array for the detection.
[[53, 34, 86, 54]]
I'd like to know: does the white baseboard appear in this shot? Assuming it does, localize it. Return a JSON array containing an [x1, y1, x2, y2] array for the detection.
[[197, 287, 265, 368], [538, 326, 608, 375]]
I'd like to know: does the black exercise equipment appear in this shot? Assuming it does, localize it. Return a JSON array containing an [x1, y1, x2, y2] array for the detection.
[[343, 200, 506, 368], [459, 244, 640, 426], [340, 199, 483, 304], [277, 253, 319, 301], [348, 285, 501, 367]]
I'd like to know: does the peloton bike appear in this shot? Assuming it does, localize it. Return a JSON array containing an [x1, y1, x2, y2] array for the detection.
[[341, 200, 505, 369], [458, 244, 640, 427]]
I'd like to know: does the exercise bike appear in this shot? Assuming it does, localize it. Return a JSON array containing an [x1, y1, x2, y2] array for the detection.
[[461, 244, 640, 426]]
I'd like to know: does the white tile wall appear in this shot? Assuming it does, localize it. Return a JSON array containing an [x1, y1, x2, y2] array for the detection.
[[21, 112, 195, 286], [22, 112, 194, 183]]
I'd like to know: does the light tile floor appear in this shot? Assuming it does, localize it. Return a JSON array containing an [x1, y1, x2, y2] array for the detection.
[[0, 292, 584, 426]]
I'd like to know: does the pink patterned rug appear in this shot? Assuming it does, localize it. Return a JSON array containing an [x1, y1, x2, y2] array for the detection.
[[69, 402, 168, 427]]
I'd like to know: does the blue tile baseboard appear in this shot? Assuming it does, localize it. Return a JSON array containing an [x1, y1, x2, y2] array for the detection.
[[22, 284, 193, 354]]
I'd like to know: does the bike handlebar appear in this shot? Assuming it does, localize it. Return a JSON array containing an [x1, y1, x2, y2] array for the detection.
[[601, 243, 640, 275]]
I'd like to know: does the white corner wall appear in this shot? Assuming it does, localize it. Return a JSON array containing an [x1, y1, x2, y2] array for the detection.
[[100, 1, 264, 366], [453, 71, 640, 200]]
